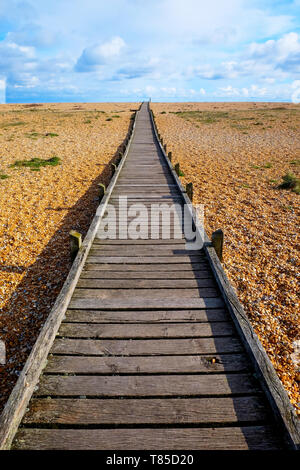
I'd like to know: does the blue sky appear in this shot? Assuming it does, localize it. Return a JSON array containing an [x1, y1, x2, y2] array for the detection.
[[0, 0, 300, 102]]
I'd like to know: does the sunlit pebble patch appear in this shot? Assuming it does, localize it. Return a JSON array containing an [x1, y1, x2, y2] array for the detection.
[[0, 102, 138, 411], [152, 102, 300, 413]]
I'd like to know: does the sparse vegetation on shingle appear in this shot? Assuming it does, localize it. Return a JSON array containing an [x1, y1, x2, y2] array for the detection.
[[10, 156, 61, 171]]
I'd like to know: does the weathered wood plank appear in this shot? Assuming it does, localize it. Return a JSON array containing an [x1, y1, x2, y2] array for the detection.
[[93, 242, 188, 249], [12, 426, 282, 450], [64, 309, 229, 323], [98, 219, 186, 224], [72, 287, 219, 299], [35, 373, 259, 397], [84, 263, 210, 271], [80, 270, 213, 279], [23, 396, 267, 425], [58, 322, 234, 338], [86, 256, 204, 264], [76, 279, 216, 289], [50, 336, 243, 356], [68, 297, 225, 310], [93, 238, 186, 245], [89, 248, 203, 256], [45, 353, 250, 374]]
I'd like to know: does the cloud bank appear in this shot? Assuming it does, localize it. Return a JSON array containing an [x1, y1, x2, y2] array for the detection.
[[0, 0, 299, 101]]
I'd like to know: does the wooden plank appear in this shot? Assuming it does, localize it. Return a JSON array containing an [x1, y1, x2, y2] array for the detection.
[[97, 235, 188, 242], [112, 192, 181, 197], [35, 373, 259, 397], [58, 321, 234, 338], [12, 426, 282, 450], [116, 184, 178, 188], [45, 353, 250, 374], [84, 263, 210, 271], [89, 248, 202, 256], [93, 242, 187, 248], [117, 180, 174, 184], [50, 336, 243, 356], [93, 238, 186, 245], [93, 239, 190, 250], [80, 270, 213, 279], [87, 256, 205, 264], [99, 217, 185, 222], [64, 309, 229, 323], [110, 194, 182, 199], [76, 279, 216, 289], [109, 199, 183, 204], [68, 297, 225, 310], [72, 287, 219, 299], [23, 396, 267, 425]]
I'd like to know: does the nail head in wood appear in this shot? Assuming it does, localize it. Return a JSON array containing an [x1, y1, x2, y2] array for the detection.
[[212, 229, 224, 262], [69, 230, 82, 262]]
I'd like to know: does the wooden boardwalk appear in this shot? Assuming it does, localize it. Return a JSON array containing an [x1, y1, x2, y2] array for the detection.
[[2, 103, 299, 450]]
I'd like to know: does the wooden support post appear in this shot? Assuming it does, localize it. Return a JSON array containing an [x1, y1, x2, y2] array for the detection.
[[174, 162, 180, 176], [116, 155, 122, 166], [186, 182, 193, 201], [163, 144, 167, 152], [168, 151, 172, 162], [212, 229, 224, 262], [111, 163, 117, 175], [69, 230, 82, 262], [98, 183, 105, 201], [161, 137, 164, 145]]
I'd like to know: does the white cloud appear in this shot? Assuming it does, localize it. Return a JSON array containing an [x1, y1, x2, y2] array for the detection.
[[5, 24, 59, 48], [188, 32, 300, 84], [187, 64, 224, 80], [214, 83, 274, 99], [96, 37, 126, 59], [246, 32, 300, 75], [1, 41, 35, 59], [248, 32, 300, 61], [120, 85, 205, 99], [75, 37, 126, 72], [218, 85, 240, 96]]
